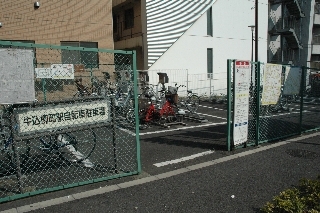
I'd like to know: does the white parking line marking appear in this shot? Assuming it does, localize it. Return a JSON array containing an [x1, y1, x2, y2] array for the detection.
[[139, 122, 227, 136], [196, 113, 227, 120], [199, 105, 226, 111], [153, 150, 215, 167]]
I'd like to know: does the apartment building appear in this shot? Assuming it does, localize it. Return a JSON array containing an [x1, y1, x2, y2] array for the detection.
[[113, 0, 268, 92], [268, 0, 312, 67], [310, 0, 320, 69]]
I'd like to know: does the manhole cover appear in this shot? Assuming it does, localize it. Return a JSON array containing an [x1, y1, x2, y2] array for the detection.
[[286, 149, 318, 159]]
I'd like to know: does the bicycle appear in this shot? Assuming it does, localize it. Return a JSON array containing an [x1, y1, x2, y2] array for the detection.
[[169, 84, 200, 113], [74, 78, 95, 98], [113, 82, 136, 124]]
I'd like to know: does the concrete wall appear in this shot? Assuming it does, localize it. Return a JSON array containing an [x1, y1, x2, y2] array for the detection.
[[148, 0, 268, 92]]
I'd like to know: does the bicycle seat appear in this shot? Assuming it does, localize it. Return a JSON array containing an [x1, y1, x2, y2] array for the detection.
[[187, 90, 192, 93]]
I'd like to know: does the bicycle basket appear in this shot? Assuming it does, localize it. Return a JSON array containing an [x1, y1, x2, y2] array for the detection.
[[167, 86, 177, 94]]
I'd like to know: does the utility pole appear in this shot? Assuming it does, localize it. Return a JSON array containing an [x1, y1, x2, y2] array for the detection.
[[255, 0, 258, 62]]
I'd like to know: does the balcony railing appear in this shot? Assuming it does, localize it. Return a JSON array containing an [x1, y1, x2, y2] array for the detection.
[[272, 16, 301, 40], [269, 46, 297, 64]]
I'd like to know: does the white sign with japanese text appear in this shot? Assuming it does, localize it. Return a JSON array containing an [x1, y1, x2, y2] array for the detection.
[[35, 68, 54, 78], [51, 64, 74, 79], [16, 100, 110, 134], [233, 60, 251, 146]]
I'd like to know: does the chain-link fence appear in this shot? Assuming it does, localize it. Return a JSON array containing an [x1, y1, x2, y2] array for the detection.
[[227, 59, 320, 150], [301, 67, 320, 132], [0, 41, 140, 203]]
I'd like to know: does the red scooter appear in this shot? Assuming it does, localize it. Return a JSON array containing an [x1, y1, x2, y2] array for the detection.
[[140, 84, 185, 128]]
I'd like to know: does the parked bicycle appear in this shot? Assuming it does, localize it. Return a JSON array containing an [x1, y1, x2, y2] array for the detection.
[[113, 82, 135, 122], [177, 86, 200, 113], [74, 78, 95, 98]]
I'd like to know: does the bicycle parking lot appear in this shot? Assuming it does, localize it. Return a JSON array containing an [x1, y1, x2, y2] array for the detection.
[[1, 42, 320, 204]]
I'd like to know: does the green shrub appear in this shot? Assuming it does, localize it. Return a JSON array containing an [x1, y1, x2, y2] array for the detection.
[[261, 175, 320, 213]]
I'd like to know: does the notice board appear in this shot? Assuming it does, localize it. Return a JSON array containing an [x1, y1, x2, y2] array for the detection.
[[233, 60, 250, 146], [0, 49, 35, 104]]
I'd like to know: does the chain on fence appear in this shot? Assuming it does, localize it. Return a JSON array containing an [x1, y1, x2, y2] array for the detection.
[[0, 41, 140, 202]]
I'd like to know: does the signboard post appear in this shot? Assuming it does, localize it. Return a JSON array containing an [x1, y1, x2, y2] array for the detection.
[[233, 60, 251, 146]]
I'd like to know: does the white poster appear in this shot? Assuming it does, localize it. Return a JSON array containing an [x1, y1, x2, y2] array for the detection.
[[283, 66, 302, 95], [0, 49, 35, 104], [35, 68, 53, 78], [233, 60, 250, 146], [261, 64, 282, 105], [16, 100, 110, 134], [51, 64, 74, 79]]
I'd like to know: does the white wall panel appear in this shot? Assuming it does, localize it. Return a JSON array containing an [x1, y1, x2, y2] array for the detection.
[[146, 0, 268, 92]]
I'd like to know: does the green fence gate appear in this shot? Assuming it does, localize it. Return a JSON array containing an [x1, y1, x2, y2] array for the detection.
[[227, 59, 320, 151], [0, 41, 141, 202]]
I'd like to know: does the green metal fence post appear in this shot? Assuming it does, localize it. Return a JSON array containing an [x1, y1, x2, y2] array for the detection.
[[226, 59, 232, 151], [132, 50, 141, 173], [299, 66, 306, 134], [255, 61, 261, 146], [89, 64, 93, 89]]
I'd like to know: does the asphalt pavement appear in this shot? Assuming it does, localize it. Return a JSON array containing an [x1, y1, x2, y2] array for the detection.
[[0, 102, 320, 213]]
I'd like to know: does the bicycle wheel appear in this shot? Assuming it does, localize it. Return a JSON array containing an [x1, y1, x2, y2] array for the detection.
[[186, 94, 200, 113], [57, 129, 96, 163], [125, 108, 136, 125]]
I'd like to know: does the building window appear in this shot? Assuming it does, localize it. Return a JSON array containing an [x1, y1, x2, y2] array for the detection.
[[207, 48, 213, 79], [124, 8, 134, 29], [207, 7, 213, 36], [113, 15, 118, 33], [60, 41, 99, 68]]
